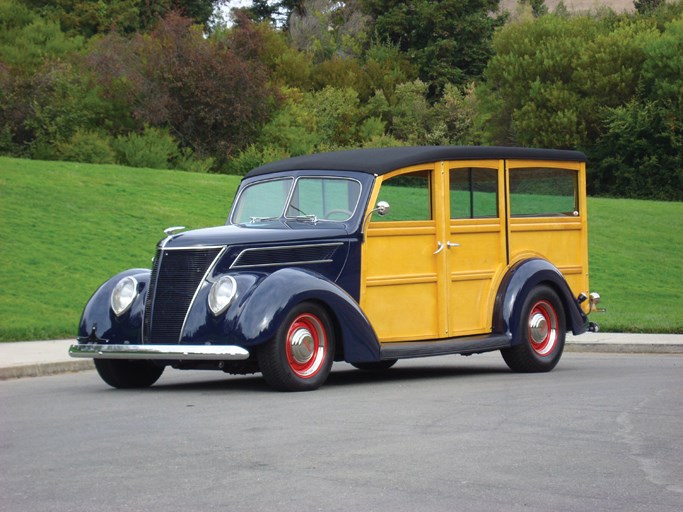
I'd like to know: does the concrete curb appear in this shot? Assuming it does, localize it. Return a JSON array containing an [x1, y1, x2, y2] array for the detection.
[[564, 343, 683, 354], [0, 360, 94, 381], [1, 335, 681, 381]]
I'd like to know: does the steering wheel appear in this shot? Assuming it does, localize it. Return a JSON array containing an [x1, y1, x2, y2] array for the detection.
[[324, 209, 353, 220]]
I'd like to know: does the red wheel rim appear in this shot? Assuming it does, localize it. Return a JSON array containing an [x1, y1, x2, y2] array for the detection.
[[527, 300, 558, 356], [285, 313, 327, 378]]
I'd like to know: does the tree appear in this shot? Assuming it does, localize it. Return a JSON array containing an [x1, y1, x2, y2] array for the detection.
[[634, 0, 663, 14], [241, 0, 305, 25], [0, 1, 84, 70], [86, 12, 277, 163], [288, 0, 369, 61], [361, 0, 505, 94], [519, 0, 548, 17], [590, 13, 683, 201], [21, 0, 224, 36], [588, 100, 682, 200], [476, 13, 659, 148]]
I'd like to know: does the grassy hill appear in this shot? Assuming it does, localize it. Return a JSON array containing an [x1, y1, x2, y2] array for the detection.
[[1, 156, 681, 341]]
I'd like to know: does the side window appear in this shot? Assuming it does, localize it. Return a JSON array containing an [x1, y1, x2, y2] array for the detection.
[[509, 168, 578, 217], [450, 168, 498, 219], [374, 170, 431, 222]]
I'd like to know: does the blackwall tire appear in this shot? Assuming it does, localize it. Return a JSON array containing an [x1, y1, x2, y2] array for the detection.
[[258, 302, 335, 391], [501, 285, 566, 373], [94, 359, 165, 388], [351, 359, 397, 371]]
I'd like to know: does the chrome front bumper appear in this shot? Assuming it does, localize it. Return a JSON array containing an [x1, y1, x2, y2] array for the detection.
[[69, 343, 250, 361]]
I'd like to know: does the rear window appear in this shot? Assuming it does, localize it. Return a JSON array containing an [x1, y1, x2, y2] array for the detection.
[[509, 168, 578, 217]]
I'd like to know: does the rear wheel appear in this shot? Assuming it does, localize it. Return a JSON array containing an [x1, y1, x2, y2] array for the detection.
[[501, 285, 566, 372], [94, 359, 165, 388], [258, 302, 335, 391]]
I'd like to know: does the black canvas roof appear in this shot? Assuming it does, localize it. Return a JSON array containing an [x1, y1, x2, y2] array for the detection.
[[245, 146, 587, 178]]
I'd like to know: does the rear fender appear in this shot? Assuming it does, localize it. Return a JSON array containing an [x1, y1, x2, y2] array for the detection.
[[493, 259, 587, 344]]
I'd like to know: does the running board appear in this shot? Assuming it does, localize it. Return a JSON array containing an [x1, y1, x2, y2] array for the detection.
[[380, 333, 511, 360]]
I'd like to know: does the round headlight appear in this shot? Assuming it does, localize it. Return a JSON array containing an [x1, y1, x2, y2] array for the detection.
[[111, 276, 138, 316], [208, 276, 237, 316]]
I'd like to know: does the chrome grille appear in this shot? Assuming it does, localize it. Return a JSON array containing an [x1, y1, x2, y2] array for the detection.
[[143, 247, 222, 343]]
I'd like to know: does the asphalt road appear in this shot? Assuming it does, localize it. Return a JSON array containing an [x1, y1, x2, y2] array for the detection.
[[1, 352, 682, 512]]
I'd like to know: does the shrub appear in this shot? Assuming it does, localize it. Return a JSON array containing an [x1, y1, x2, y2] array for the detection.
[[112, 126, 178, 169], [0, 124, 15, 155], [174, 147, 215, 173], [389, 80, 433, 144], [20, 61, 114, 157], [227, 144, 290, 176], [588, 100, 683, 201], [55, 130, 115, 164]]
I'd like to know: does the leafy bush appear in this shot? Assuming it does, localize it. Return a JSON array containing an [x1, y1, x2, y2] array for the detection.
[[112, 126, 178, 169], [19, 61, 114, 157], [227, 144, 290, 176], [302, 86, 362, 147], [55, 129, 115, 164], [174, 147, 215, 173], [588, 101, 683, 200], [0, 124, 15, 155], [361, 134, 407, 148]]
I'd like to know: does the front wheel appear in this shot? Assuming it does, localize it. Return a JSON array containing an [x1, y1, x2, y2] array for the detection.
[[501, 285, 566, 373], [351, 359, 397, 371], [258, 302, 335, 391], [94, 359, 165, 388]]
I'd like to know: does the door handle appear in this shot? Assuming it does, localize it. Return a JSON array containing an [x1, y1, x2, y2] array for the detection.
[[433, 241, 444, 255], [447, 241, 460, 248]]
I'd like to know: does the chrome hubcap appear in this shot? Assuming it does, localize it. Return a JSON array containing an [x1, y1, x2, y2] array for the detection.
[[529, 312, 549, 344], [286, 313, 327, 378], [528, 300, 558, 356], [289, 328, 315, 365]]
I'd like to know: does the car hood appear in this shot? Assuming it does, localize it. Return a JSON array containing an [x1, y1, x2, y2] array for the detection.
[[162, 221, 350, 249]]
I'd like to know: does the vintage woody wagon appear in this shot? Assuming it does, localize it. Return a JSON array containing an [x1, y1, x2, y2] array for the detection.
[[70, 146, 600, 391]]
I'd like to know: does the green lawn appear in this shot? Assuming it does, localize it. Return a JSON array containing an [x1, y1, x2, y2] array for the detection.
[[0, 157, 241, 341], [588, 197, 683, 333], [0, 156, 681, 340]]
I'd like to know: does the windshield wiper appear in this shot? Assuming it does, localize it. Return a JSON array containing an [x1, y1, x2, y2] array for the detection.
[[249, 216, 278, 223], [288, 203, 317, 223], [294, 214, 318, 223]]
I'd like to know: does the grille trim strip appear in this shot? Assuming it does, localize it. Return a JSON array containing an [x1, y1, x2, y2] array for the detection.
[[178, 246, 227, 342]]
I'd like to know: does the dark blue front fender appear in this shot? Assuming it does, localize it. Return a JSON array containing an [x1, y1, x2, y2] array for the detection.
[[493, 258, 587, 344], [224, 268, 380, 363], [78, 268, 150, 343]]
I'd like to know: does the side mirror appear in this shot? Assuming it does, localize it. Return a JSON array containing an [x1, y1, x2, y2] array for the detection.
[[375, 201, 390, 216], [361, 201, 391, 239]]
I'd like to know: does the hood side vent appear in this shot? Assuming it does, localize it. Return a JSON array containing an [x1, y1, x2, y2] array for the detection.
[[231, 243, 343, 269]]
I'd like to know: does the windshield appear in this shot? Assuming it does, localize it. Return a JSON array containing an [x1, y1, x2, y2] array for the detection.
[[232, 177, 361, 224]]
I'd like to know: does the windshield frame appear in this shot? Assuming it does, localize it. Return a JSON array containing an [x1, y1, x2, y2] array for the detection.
[[229, 174, 363, 225]]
